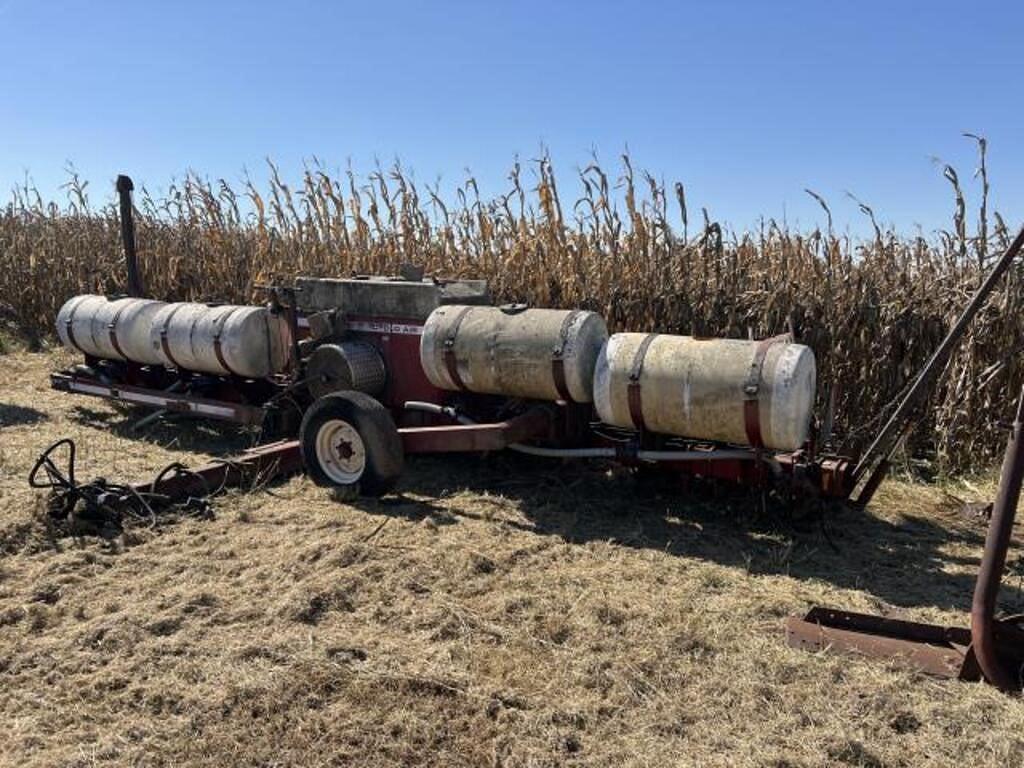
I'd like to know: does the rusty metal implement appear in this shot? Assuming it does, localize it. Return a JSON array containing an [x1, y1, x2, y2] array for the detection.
[[787, 384, 1024, 690]]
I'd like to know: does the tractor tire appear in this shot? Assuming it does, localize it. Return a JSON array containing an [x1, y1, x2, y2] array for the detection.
[[299, 391, 404, 496]]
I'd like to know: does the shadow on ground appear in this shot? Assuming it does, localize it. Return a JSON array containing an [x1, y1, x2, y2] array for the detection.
[[0, 402, 48, 428], [49, 404, 1008, 617], [353, 452, 1001, 615], [69, 405, 256, 456]]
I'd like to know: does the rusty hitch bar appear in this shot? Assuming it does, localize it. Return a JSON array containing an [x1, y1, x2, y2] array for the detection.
[[787, 384, 1024, 690], [130, 408, 555, 500]]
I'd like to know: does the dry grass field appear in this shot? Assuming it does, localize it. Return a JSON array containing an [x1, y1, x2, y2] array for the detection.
[[3, 348, 1024, 767]]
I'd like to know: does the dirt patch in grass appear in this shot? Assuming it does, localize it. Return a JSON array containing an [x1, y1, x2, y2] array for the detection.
[[2, 350, 1024, 767]]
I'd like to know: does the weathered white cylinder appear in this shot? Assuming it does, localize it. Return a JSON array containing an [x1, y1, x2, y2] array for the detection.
[[56, 295, 167, 365], [420, 305, 608, 402], [148, 302, 291, 379], [593, 333, 816, 451]]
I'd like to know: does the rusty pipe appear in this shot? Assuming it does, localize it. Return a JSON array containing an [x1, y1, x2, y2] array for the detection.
[[971, 383, 1024, 691], [116, 175, 144, 298]]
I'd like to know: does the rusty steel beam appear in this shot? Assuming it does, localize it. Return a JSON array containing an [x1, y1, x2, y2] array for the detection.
[[132, 439, 303, 500], [784, 608, 972, 679], [971, 384, 1024, 690], [399, 407, 553, 454]]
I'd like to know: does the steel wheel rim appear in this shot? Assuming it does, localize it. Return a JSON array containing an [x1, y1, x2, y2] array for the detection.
[[315, 418, 366, 485]]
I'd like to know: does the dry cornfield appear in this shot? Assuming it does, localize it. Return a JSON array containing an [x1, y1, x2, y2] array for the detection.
[[1, 147, 1021, 475]]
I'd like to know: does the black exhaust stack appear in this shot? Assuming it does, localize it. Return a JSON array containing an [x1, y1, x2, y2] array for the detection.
[[116, 174, 144, 298]]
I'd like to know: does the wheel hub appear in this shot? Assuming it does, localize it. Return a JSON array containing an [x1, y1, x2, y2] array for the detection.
[[334, 438, 354, 460], [314, 419, 366, 485]]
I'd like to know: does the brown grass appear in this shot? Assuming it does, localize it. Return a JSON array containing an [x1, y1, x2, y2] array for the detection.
[[3, 350, 1024, 767], [1, 145, 1022, 474]]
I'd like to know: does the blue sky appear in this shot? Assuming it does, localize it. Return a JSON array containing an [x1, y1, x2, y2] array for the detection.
[[2, 0, 1021, 236]]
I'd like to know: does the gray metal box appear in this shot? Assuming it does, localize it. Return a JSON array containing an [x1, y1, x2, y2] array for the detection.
[[294, 276, 490, 322]]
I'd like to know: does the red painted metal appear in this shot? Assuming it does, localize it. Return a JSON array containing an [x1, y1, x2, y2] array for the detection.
[[400, 407, 553, 454], [343, 314, 449, 413], [817, 457, 853, 498]]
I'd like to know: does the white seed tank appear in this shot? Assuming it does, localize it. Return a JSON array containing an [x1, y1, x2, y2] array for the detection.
[[56, 295, 291, 379], [420, 305, 608, 402], [593, 333, 816, 451], [148, 302, 291, 378], [57, 295, 168, 366]]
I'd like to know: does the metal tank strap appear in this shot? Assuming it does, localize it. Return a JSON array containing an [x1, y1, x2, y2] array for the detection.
[[442, 306, 475, 390], [106, 302, 131, 359], [212, 307, 241, 377], [742, 333, 791, 449], [158, 304, 187, 370], [627, 333, 659, 431], [551, 310, 582, 402], [64, 299, 86, 355]]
